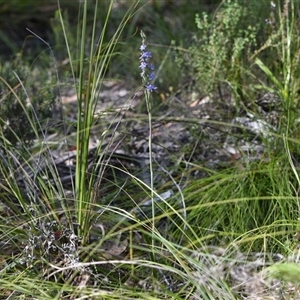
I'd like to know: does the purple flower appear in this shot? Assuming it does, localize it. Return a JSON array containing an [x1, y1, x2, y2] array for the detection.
[[139, 32, 157, 92], [148, 64, 155, 71], [140, 50, 152, 60], [139, 61, 148, 70], [145, 84, 157, 92], [148, 72, 156, 81], [140, 44, 147, 51]]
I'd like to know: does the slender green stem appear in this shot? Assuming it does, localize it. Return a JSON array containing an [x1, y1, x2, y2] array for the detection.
[[76, 0, 88, 238], [144, 88, 155, 242]]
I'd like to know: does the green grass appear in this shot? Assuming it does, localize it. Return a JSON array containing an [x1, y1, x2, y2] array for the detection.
[[2, 0, 300, 299]]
